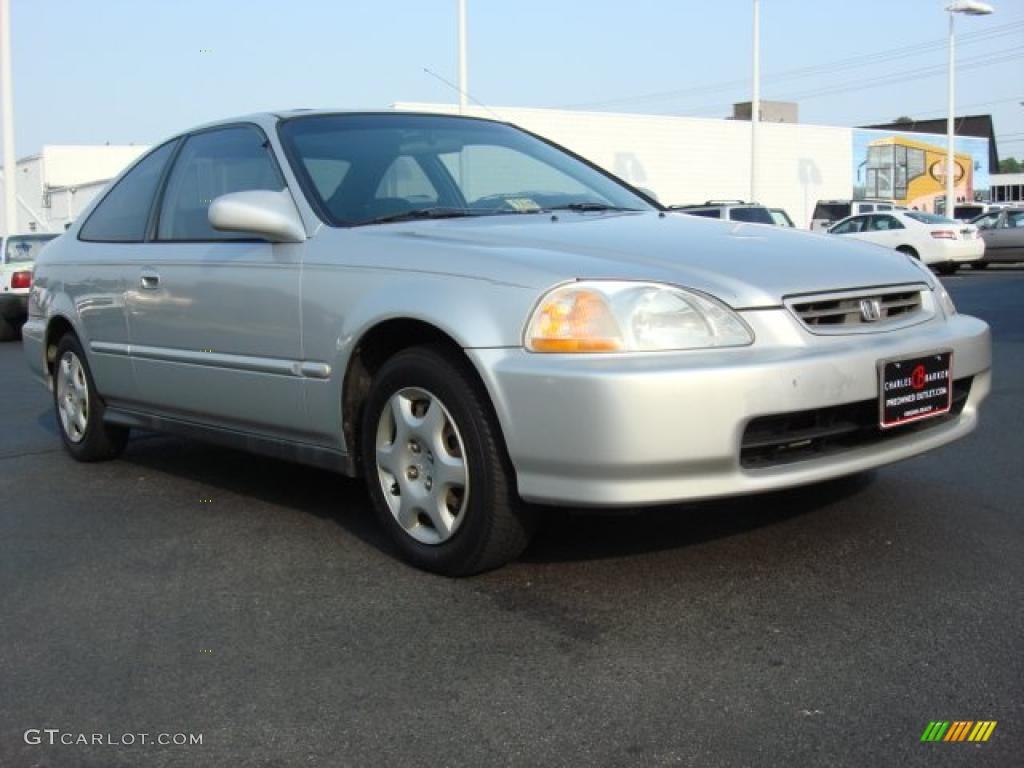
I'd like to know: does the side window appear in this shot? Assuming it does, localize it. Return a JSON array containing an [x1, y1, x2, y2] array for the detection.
[[871, 215, 903, 231], [1007, 211, 1024, 228], [157, 126, 283, 241], [859, 204, 875, 213], [831, 219, 855, 234], [975, 212, 999, 229], [79, 141, 177, 242], [876, 204, 892, 211], [684, 209, 721, 219]]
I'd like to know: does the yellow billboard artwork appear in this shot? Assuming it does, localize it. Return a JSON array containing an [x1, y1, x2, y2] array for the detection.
[[863, 136, 973, 213]]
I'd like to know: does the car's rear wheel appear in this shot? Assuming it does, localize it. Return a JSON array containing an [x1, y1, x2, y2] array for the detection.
[[359, 345, 535, 575], [936, 262, 958, 276], [970, 261, 989, 270], [53, 334, 128, 461]]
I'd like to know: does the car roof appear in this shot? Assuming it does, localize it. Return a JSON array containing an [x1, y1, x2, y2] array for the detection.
[[180, 109, 508, 136]]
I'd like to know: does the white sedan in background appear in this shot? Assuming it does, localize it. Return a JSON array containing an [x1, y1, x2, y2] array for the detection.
[[827, 210, 984, 275]]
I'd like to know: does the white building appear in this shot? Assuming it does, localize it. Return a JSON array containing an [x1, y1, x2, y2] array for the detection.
[[990, 173, 1023, 203], [394, 103, 991, 228], [0, 145, 149, 235]]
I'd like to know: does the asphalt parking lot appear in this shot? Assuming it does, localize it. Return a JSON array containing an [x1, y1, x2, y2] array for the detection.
[[1, 270, 1022, 768]]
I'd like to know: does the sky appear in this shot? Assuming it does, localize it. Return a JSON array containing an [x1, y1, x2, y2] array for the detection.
[[10, 0, 1024, 161]]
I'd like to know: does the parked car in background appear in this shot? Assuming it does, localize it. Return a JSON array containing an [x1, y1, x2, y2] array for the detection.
[[952, 203, 1003, 222], [0, 233, 58, 341], [969, 207, 1024, 268], [827, 210, 983, 275], [769, 208, 795, 227], [810, 199, 898, 231], [669, 200, 775, 224], [24, 110, 992, 575]]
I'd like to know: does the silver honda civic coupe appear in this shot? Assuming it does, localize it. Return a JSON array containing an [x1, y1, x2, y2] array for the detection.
[[24, 111, 991, 575]]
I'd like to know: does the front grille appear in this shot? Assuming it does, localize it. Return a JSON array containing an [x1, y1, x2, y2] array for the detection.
[[788, 285, 929, 333], [740, 377, 972, 468]]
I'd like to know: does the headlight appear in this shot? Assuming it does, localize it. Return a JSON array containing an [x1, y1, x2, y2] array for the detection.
[[935, 282, 957, 316], [525, 281, 754, 352], [904, 254, 956, 316]]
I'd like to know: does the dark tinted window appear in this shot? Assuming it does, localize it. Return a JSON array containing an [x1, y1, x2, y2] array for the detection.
[[813, 202, 850, 221], [869, 214, 904, 231], [79, 142, 176, 242], [683, 209, 721, 219], [157, 126, 283, 241], [954, 205, 983, 219], [830, 216, 867, 234], [729, 206, 774, 224]]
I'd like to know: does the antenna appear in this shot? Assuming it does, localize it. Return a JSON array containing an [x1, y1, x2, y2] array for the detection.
[[421, 67, 503, 121]]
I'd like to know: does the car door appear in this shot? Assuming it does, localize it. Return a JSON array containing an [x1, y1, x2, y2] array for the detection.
[[68, 140, 180, 405], [126, 124, 307, 439], [983, 210, 1024, 261]]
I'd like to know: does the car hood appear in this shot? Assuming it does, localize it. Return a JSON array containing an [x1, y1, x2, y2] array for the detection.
[[349, 211, 930, 308]]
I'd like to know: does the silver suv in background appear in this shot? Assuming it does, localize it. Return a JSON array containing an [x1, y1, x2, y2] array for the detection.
[[670, 200, 776, 224], [811, 200, 899, 231]]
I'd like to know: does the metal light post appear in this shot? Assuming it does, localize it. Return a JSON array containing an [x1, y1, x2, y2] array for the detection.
[[945, 1, 994, 217], [750, 0, 760, 203], [457, 0, 468, 114], [1, 0, 16, 235]]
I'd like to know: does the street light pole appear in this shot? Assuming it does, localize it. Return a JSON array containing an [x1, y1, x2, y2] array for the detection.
[[1, 0, 16, 236], [945, 1, 994, 218], [750, 0, 760, 203], [457, 0, 468, 114]]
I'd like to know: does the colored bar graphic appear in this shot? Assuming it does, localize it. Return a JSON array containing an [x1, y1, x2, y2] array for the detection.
[[922, 720, 996, 743]]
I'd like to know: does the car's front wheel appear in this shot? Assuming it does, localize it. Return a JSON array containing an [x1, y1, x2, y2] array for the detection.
[[53, 334, 128, 461], [359, 345, 535, 575]]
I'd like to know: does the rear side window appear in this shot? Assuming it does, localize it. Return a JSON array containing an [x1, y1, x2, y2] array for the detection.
[[729, 207, 774, 224], [78, 142, 177, 242], [684, 209, 720, 219], [157, 126, 284, 241], [812, 203, 850, 221], [830, 216, 866, 234]]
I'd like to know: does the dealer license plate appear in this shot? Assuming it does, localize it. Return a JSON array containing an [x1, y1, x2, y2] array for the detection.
[[879, 352, 953, 429]]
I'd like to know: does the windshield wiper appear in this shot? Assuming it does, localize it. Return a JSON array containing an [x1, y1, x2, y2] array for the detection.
[[545, 202, 642, 213], [358, 207, 481, 226]]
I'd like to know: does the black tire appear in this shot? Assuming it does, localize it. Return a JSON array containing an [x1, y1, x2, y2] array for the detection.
[[359, 344, 535, 576], [970, 261, 989, 270], [0, 315, 15, 342], [896, 246, 919, 259], [936, 262, 958, 276], [53, 333, 128, 461]]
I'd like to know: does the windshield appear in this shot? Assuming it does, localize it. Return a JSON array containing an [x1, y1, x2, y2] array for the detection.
[[730, 207, 774, 225], [906, 211, 955, 225], [278, 114, 653, 226], [4, 234, 57, 263]]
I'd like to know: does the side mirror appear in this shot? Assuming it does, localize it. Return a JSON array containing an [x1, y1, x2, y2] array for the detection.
[[209, 189, 306, 243]]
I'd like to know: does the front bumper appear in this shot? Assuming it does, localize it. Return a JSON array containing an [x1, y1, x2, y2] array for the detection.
[[0, 292, 28, 321], [468, 310, 991, 506]]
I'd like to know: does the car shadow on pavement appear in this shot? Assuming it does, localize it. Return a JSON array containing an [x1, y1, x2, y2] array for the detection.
[[522, 472, 876, 563], [112, 428, 874, 567]]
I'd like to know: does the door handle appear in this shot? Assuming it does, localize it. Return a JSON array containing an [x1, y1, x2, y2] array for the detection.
[[139, 270, 160, 290]]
